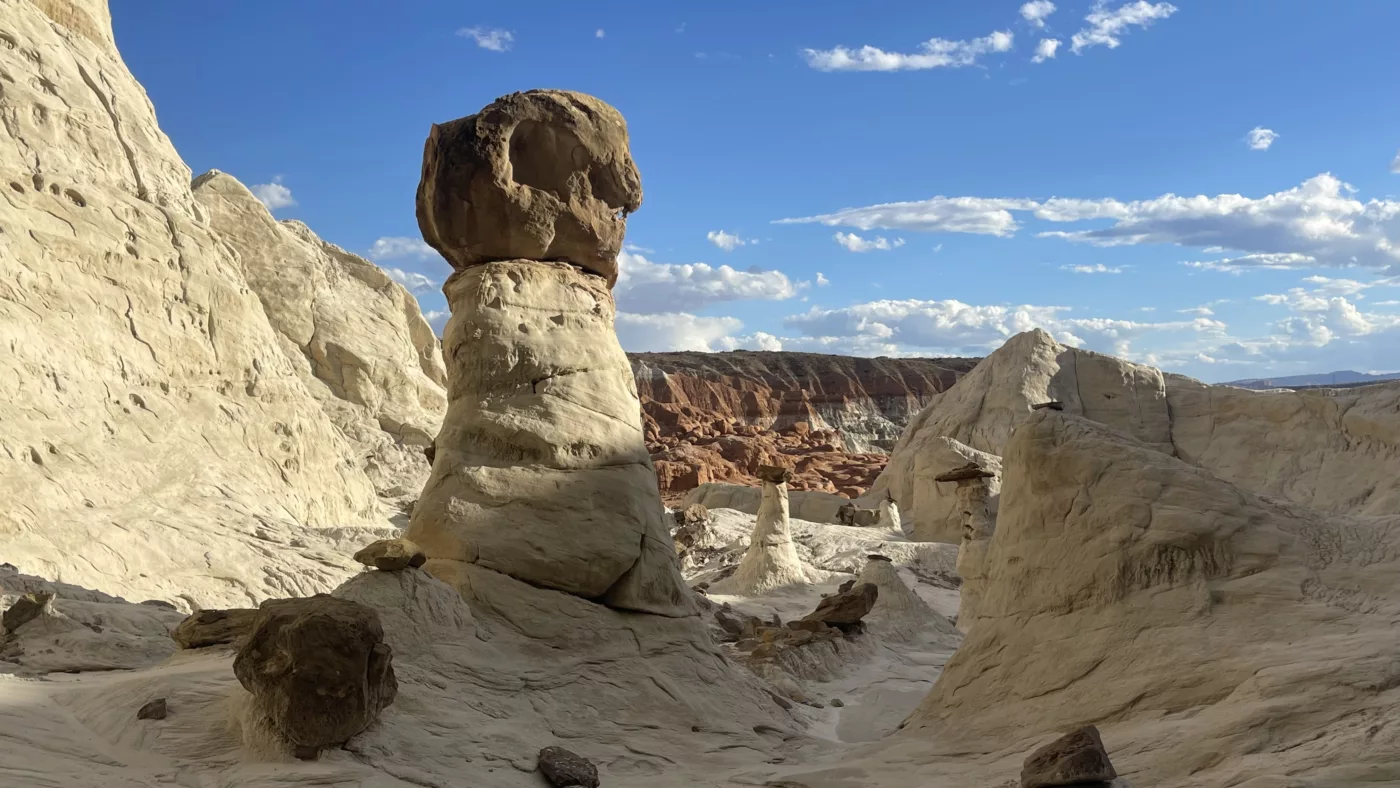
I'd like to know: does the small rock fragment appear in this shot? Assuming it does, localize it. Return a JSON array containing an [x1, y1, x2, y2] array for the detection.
[[136, 698, 167, 720], [3, 592, 53, 633], [673, 503, 710, 526], [538, 745, 600, 788], [353, 538, 427, 571], [1021, 725, 1117, 788], [1032, 401, 1065, 411], [830, 698, 845, 708]]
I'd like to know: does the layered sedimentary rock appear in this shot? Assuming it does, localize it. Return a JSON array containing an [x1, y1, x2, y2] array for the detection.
[[873, 328, 1400, 542], [0, 0, 442, 608], [635, 351, 976, 498], [407, 90, 690, 617]]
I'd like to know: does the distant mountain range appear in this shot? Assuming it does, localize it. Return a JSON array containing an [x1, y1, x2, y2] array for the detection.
[[1225, 370, 1400, 390]]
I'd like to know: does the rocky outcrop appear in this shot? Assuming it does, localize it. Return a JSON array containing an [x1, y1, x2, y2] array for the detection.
[[0, 0, 445, 608], [406, 91, 689, 617], [873, 328, 1400, 542], [416, 90, 642, 285], [233, 595, 397, 757], [170, 608, 258, 649], [634, 351, 977, 499], [710, 466, 811, 595], [884, 409, 1400, 784]]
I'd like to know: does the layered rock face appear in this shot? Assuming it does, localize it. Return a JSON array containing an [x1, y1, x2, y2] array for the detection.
[[634, 351, 976, 499], [0, 0, 444, 607], [880, 409, 1400, 786], [406, 90, 690, 617], [874, 328, 1400, 542]]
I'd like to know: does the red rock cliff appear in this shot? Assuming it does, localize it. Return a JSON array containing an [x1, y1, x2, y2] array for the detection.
[[628, 351, 978, 501]]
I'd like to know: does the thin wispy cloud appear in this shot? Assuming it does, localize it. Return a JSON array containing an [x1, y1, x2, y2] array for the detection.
[[1390, 150, 1400, 174], [803, 30, 1013, 72], [834, 232, 905, 252], [458, 26, 514, 52], [384, 268, 439, 294], [1246, 127, 1279, 151], [1062, 263, 1123, 274], [250, 176, 295, 211], [615, 250, 799, 313], [595, 29, 605, 39], [1021, 1, 1057, 28], [369, 237, 437, 260], [1070, 1, 1177, 54], [1032, 38, 1062, 62]]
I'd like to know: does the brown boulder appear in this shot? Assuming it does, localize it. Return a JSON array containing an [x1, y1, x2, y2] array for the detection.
[[233, 595, 397, 754], [170, 608, 259, 649], [353, 538, 427, 571], [3, 591, 53, 633], [416, 89, 642, 286], [1021, 725, 1117, 788], [802, 583, 877, 626], [538, 745, 600, 788]]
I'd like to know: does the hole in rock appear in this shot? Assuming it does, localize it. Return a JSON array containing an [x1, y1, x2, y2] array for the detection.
[[8, 182, 22, 193], [64, 189, 86, 207], [508, 120, 586, 200], [31, 174, 44, 191]]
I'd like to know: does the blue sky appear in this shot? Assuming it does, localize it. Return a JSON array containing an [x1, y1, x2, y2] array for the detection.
[[112, 1, 1400, 381]]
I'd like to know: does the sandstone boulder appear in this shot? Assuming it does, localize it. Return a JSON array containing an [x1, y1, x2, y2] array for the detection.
[[416, 90, 642, 286], [674, 503, 710, 526], [1020, 726, 1116, 788], [3, 592, 54, 634], [802, 583, 877, 627], [353, 538, 426, 571], [233, 595, 397, 754], [538, 745, 601, 788], [136, 698, 168, 721], [170, 608, 259, 649]]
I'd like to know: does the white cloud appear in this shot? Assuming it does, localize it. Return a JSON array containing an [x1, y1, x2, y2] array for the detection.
[[595, 29, 605, 38], [1178, 305, 1215, 317], [816, 272, 831, 287], [776, 196, 1038, 237], [803, 30, 1013, 72], [833, 232, 905, 252], [1032, 38, 1061, 63], [791, 174, 1400, 274], [369, 236, 437, 260], [458, 26, 514, 52], [615, 313, 779, 352], [1246, 127, 1279, 151], [614, 250, 800, 313], [1061, 263, 1123, 274], [384, 267, 439, 294], [424, 309, 449, 336], [250, 176, 295, 211], [1070, 1, 1177, 54], [1391, 150, 1400, 174], [782, 297, 1224, 358], [1021, 1, 1057, 27], [1181, 253, 1318, 274], [706, 229, 752, 251]]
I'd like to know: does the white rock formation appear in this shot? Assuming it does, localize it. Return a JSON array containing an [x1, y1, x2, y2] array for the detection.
[[856, 555, 955, 642], [679, 482, 867, 525], [941, 466, 997, 633], [710, 469, 812, 595], [873, 328, 1400, 542], [407, 91, 690, 617], [0, 0, 446, 609], [877, 496, 902, 534]]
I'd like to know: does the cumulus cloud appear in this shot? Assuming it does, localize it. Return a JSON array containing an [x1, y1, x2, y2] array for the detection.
[[816, 272, 831, 287], [458, 26, 514, 52], [706, 229, 752, 251], [785, 174, 1400, 274], [1021, 1, 1057, 27], [614, 250, 800, 313], [1070, 1, 1177, 54], [1032, 38, 1061, 63], [833, 232, 905, 252], [369, 236, 437, 260], [803, 30, 1013, 72], [615, 313, 780, 352], [250, 176, 295, 211], [782, 297, 1225, 358], [1246, 127, 1279, 151], [1061, 263, 1123, 274]]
